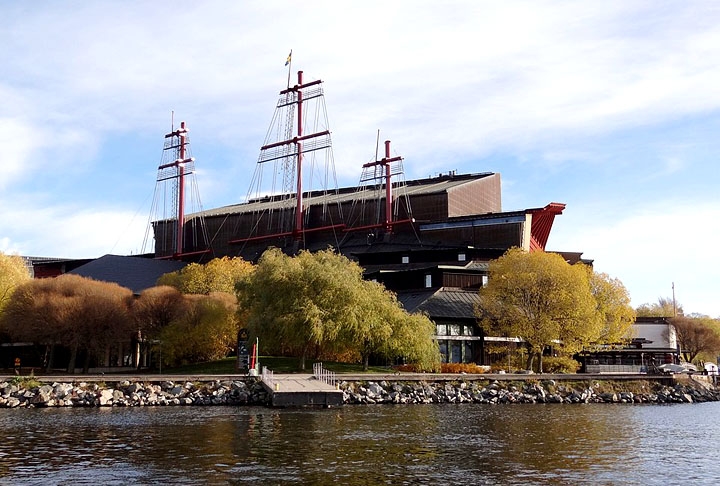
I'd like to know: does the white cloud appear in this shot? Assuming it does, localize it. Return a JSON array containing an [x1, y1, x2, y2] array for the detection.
[[0, 197, 148, 259], [549, 200, 720, 318]]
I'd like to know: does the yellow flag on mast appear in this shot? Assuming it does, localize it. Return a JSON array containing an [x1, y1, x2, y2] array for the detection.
[[285, 50, 292, 66]]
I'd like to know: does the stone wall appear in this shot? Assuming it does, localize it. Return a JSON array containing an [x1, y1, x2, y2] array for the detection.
[[0, 379, 269, 408], [2, 377, 718, 408], [339, 378, 720, 404]]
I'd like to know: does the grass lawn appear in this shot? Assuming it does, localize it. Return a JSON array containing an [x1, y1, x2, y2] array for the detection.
[[164, 356, 394, 375]]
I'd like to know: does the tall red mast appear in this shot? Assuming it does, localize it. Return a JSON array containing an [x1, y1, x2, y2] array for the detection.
[[361, 140, 403, 233], [258, 71, 329, 240]]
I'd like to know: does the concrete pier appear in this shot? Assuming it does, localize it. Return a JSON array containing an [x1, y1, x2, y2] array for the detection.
[[261, 374, 343, 408]]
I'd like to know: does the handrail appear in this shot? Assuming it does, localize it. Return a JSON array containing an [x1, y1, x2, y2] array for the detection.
[[261, 366, 274, 388], [313, 362, 336, 387]]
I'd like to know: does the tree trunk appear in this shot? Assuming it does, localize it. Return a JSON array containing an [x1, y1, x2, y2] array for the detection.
[[363, 353, 370, 371], [538, 352, 544, 373], [67, 345, 78, 374], [45, 344, 55, 373], [83, 351, 91, 374], [525, 352, 534, 371], [299, 347, 307, 371]]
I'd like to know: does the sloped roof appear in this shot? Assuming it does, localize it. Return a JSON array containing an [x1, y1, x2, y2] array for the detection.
[[190, 172, 495, 219], [69, 255, 187, 294], [397, 288, 480, 320]]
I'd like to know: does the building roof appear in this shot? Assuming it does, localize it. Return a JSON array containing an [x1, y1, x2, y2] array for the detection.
[[190, 172, 496, 219], [69, 254, 187, 294], [397, 287, 480, 320]]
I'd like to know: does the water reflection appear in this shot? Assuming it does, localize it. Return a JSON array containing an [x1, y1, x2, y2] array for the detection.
[[0, 403, 718, 484]]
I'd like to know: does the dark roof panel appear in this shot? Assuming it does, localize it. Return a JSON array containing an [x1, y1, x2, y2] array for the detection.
[[69, 255, 187, 294]]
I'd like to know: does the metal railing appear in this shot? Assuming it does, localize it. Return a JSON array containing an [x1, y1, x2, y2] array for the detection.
[[313, 362, 336, 387], [261, 366, 274, 388], [585, 364, 642, 374]]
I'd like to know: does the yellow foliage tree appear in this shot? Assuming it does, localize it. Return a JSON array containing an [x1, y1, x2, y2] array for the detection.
[[157, 256, 254, 295], [476, 248, 633, 372], [0, 252, 31, 317]]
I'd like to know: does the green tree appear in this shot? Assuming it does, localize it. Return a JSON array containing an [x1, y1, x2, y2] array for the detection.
[[238, 248, 440, 371], [670, 315, 720, 363], [476, 248, 600, 372], [0, 253, 31, 318], [342, 279, 440, 372], [157, 256, 254, 294]]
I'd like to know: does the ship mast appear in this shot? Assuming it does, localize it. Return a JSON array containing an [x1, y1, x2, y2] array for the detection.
[[362, 140, 403, 233], [259, 71, 330, 238], [143, 119, 210, 260]]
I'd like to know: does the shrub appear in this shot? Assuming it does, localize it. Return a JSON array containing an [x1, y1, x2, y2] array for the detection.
[[542, 356, 581, 373], [440, 363, 489, 374]]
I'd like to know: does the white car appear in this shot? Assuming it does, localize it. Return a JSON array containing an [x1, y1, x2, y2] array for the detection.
[[657, 363, 697, 374]]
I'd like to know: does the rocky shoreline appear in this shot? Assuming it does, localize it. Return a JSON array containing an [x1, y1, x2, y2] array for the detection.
[[1, 377, 719, 408], [340, 378, 720, 404], [0, 379, 270, 408]]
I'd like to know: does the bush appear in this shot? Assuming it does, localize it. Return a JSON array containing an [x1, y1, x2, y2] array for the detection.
[[440, 363, 489, 374], [542, 356, 581, 373], [392, 363, 489, 374]]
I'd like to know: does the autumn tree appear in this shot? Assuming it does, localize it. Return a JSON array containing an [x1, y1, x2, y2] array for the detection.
[[0, 252, 31, 318], [132, 286, 188, 338], [157, 256, 254, 295], [670, 315, 720, 363], [238, 248, 440, 371], [636, 297, 682, 317], [158, 292, 242, 366], [1, 274, 134, 373], [476, 248, 634, 372], [587, 270, 636, 346]]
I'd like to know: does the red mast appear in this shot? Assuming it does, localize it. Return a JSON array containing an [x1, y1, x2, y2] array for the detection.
[[362, 140, 403, 233], [259, 71, 328, 240], [156, 121, 195, 256]]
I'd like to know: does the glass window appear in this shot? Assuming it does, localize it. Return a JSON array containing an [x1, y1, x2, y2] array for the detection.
[[482, 275, 489, 287], [451, 343, 462, 363], [464, 342, 473, 363], [449, 324, 461, 336], [425, 274, 432, 288], [402, 255, 409, 264], [436, 324, 447, 336], [458, 253, 466, 262]]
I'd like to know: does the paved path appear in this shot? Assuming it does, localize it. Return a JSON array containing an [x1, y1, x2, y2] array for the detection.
[[266, 374, 338, 392]]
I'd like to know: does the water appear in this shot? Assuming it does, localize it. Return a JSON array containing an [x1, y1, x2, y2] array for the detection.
[[0, 402, 718, 485]]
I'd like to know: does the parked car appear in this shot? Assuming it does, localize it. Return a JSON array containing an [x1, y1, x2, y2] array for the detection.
[[657, 363, 697, 374]]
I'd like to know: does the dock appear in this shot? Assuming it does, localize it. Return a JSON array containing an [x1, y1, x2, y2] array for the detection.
[[260, 372, 344, 408]]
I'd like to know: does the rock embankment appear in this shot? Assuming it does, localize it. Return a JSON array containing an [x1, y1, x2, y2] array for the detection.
[[340, 379, 720, 405], [0, 379, 268, 408], [2, 377, 719, 408]]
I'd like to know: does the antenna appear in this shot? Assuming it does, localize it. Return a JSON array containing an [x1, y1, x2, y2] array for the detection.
[[375, 129, 380, 161]]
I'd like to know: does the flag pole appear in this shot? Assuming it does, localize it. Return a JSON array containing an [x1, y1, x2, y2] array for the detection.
[[286, 49, 293, 89]]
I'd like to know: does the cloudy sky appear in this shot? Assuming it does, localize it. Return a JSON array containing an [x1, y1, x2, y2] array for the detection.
[[2, 1, 719, 317]]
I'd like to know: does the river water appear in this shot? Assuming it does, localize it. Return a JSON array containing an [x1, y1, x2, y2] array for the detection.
[[0, 402, 717, 485]]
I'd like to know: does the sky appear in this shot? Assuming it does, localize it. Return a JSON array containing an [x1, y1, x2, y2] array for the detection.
[[2, 1, 719, 317]]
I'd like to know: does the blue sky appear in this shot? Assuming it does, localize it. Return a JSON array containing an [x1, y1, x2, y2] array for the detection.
[[2, 1, 719, 317]]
